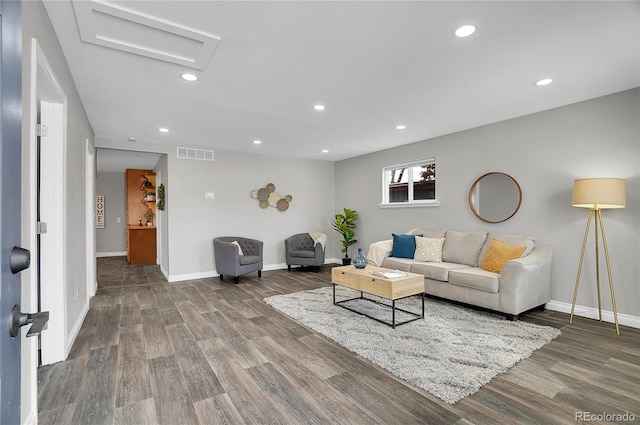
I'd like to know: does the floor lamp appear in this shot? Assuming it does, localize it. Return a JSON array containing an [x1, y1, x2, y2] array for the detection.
[[570, 178, 626, 335]]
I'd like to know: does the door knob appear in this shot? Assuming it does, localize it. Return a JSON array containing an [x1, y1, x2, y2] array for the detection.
[[9, 305, 49, 338], [10, 246, 30, 274]]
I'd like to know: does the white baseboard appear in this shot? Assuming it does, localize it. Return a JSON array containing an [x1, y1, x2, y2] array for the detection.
[[167, 262, 343, 283], [96, 251, 127, 257], [66, 298, 90, 357], [168, 270, 217, 283], [546, 300, 640, 330], [23, 408, 37, 425]]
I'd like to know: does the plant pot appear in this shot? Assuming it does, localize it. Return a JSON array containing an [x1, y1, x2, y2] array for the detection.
[[146, 221, 153, 227], [342, 257, 352, 266]]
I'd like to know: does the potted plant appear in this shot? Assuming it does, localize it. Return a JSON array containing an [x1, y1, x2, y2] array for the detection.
[[332, 208, 358, 265], [145, 210, 155, 226]]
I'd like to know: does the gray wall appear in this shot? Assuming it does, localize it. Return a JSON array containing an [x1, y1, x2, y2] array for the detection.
[[96, 172, 126, 254], [94, 138, 338, 280], [165, 149, 336, 278], [21, 0, 95, 420], [335, 88, 639, 318]]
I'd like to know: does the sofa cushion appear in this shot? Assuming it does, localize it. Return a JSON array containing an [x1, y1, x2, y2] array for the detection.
[[441, 230, 488, 266], [290, 249, 315, 258], [481, 239, 527, 273], [477, 233, 536, 265], [391, 233, 422, 258], [449, 267, 500, 293], [413, 237, 444, 262], [381, 256, 414, 272], [239, 255, 261, 266], [411, 261, 471, 282]]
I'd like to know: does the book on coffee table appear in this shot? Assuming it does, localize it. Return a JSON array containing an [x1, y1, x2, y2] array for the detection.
[[369, 270, 408, 279]]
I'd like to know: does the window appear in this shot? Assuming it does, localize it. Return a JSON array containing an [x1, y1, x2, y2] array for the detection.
[[381, 158, 438, 207]]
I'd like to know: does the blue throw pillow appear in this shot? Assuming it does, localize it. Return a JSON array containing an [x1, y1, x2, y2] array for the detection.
[[391, 233, 423, 258]]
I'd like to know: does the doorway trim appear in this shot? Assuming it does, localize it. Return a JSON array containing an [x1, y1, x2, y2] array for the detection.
[[86, 139, 96, 297], [29, 39, 67, 366]]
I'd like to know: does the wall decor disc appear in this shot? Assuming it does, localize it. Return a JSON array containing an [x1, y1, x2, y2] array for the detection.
[[284, 194, 293, 202], [266, 183, 276, 192], [259, 200, 269, 208], [268, 191, 282, 207], [257, 187, 269, 201], [250, 189, 258, 199], [277, 199, 289, 211]]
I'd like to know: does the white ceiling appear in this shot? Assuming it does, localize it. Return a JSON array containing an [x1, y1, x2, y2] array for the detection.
[[44, 1, 639, 162]]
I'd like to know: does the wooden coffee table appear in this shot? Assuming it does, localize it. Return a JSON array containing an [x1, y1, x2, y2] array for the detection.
[[331, 265, 425, 328]]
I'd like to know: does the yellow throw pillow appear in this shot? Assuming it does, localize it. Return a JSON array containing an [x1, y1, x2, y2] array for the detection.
[[413, 237, 445, 262], [481, 239, 526, 273]]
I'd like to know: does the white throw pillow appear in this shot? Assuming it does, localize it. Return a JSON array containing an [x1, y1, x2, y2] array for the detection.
[[413, 237, 444, 262], [231, 240, 244, 255]]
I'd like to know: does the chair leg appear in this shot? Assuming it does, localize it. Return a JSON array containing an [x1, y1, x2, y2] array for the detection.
[[234, 276, 239, 284], [258, 270, 262, 278], [219, 275, 223, 281], [287, 265, 291, 272]]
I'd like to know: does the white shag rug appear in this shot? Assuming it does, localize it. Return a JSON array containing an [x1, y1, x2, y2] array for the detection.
[[264, 286, 561, 404]]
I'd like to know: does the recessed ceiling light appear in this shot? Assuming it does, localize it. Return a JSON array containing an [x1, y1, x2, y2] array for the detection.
[[313, 104, 326, 111], [158, 128, 169, 133], [321, 149, 329, 153], [253, 140, 262, 145], [454, 25, 476, 38], [534, 78, 553, 86], [180, 73, 198, 82], [395, 125, 406, 130]]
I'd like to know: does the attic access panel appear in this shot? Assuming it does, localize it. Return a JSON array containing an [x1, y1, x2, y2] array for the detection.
[[73, 0, 220, 70]]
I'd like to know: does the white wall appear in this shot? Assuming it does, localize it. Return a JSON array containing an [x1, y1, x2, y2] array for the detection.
[[96, 172, 126, 255], [335, 88, 640, 320], [154, 154, 170, 274]]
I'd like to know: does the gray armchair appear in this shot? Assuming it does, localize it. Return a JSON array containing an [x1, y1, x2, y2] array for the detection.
[[213, 237, 263, 283], [285, 233, 325, 271]]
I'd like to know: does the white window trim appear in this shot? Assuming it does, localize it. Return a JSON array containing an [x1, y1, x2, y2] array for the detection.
[[378, 200, 440, 208], [380, 158, 438, 208]]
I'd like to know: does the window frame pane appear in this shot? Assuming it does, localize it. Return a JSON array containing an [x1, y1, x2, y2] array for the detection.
[[380, 158, 438, 208]]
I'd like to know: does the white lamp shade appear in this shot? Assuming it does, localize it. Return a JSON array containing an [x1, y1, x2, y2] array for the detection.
[[572, 178, 626, 209]]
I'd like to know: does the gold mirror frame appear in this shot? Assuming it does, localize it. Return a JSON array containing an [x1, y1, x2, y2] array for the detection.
[[469, 172, 522, 223]]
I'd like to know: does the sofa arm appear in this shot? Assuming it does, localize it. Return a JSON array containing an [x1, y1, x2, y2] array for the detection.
[[499, 246, 553, 314], [366, 239, 393, 266]]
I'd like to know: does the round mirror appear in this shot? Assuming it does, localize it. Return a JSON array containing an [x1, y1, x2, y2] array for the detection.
[[469, 172, 522, 223]]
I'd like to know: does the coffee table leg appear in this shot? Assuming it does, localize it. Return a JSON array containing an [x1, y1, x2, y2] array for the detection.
[[392, 300, 396, 328], [421, 292, 425, 318], [333, 283, 336, 305]]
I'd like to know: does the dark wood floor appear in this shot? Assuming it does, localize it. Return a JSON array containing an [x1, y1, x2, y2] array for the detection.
[[38, 260, 640, 425]]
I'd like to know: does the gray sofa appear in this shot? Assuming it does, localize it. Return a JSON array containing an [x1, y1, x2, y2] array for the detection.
[[367, 228, 552, 320]]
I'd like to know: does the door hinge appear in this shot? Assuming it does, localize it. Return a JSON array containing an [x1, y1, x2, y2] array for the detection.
[[36, 124, 48, 137], [36, 222, 48, 234]]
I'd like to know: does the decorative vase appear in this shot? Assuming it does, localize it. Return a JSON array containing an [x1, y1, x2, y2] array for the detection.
[[353, 248, 367, 269]]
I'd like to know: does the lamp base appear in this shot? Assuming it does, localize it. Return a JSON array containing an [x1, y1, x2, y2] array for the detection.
[[569, 209, 620, 335]]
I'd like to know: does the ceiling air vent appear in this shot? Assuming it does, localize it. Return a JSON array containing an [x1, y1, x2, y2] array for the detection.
[[177, 147, 214, 161]]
